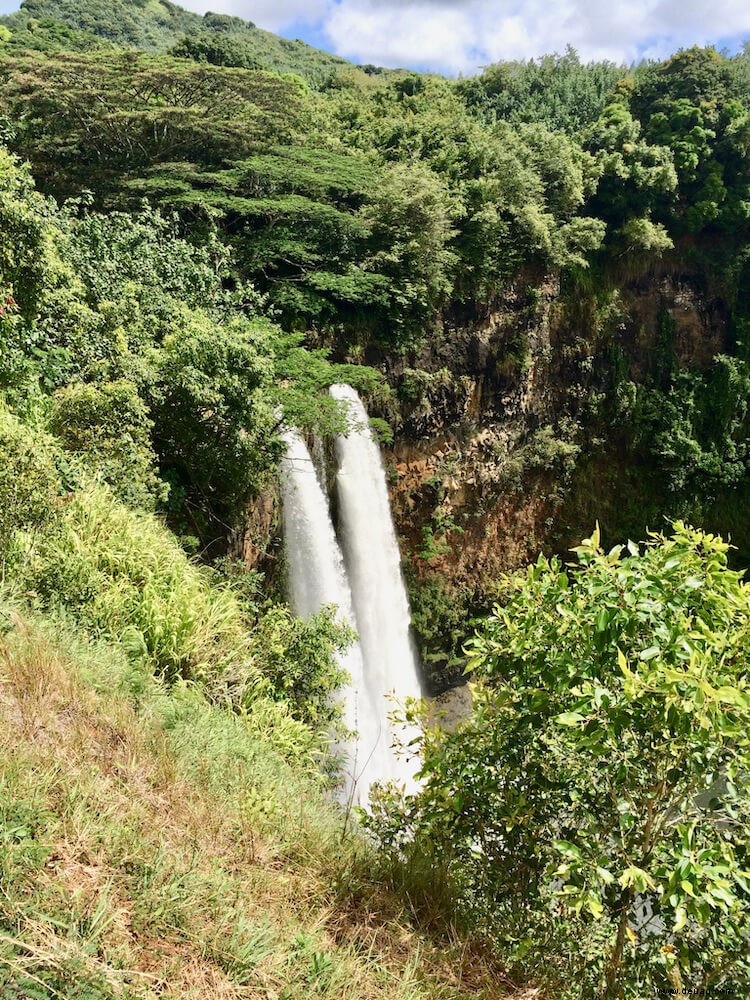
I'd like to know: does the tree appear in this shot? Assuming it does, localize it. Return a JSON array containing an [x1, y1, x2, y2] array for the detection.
[[458, 48, 624, 136], [369, 524, 750, 998], [143, 146, 382, 331], [0, 51, 312, 199], [631, 48, 750, 234], [149, 312, 278, 542], [583, 101, 677, 249], [0, 145, 55, 317], [50, 379, 165, 510], [359, 160, 457, 336]]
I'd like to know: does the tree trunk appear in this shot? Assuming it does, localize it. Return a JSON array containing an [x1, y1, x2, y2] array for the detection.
[[604, 886, 634, 998]]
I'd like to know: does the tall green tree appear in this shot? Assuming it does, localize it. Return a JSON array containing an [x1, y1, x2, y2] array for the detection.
[[0, 51, 312, 198], [458, 47, 624, 135], [583, 100, 676, 251], [631, 48, 750, 233]]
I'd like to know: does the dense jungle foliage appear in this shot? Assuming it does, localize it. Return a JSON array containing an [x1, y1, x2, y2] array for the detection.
[[2, 0, 750, 995], [3, 2, 750, 548]]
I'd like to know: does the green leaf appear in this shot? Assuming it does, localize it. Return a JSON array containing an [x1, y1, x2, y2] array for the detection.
[[639, 645, 660, 661], [708, 885, 736, 907], [617, 648, 631, 675], [555, 712, 586, 726], [620, 866, 655, 892], [595, 608, 610, 632], [553, 839, 584, 860], [716, 686, 750, 710]]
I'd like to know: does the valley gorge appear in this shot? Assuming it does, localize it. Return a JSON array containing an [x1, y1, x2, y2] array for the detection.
[[2, 2, 750, 992]]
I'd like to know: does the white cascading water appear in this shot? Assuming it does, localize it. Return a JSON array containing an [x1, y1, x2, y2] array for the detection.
[[279, 429, 406, 802], [329, 384, 423, 794]]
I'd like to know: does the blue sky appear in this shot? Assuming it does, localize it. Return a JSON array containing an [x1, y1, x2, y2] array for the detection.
[[2, 0, 750, 74]]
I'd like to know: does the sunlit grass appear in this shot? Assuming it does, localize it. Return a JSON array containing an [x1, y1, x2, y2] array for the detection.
[[0, 608, 512, 999]]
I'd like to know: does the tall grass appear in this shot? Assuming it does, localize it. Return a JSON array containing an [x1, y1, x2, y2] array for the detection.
[[18, 482, 260, 688], [0, 610, 507, 999], [9, 479, 331, 771]]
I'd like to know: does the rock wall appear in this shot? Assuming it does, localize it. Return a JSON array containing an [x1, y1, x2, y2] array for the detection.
[[240, 255, 734, 694], [382, 256, 731, 587]]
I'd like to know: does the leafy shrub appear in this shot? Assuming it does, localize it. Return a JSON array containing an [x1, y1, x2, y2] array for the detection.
[[50, 379, 165, 509], [0, 410, 59, 569], [369, 524, 750, 997], [406, 571, 476, 693], [19, 481, 267, 692], [58, 205, 227, 313], [0, 146, 54, 317], [151, 313, 278, 537], [249, 603, 352, 732], [621, 356, 750, 504], [501, 423, 582, 495]]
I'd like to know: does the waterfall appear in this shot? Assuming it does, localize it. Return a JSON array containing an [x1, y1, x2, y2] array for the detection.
[[329, 384, 423, 794], [279, 429, 407, 802]]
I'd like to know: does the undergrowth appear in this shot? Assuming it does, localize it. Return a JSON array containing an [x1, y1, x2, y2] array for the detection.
[[7, 470, 342, 773], [0, 603, 513, 999]]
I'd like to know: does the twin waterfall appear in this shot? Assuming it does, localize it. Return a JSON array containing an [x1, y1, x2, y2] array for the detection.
[[280, 385, 422, 802]]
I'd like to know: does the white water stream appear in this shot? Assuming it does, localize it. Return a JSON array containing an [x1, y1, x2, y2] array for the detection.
[[279, 387, 423, 802], [329, 384, 422, 794]]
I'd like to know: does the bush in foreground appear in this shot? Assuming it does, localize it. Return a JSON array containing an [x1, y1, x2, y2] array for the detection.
[[369, 524, 750, 997]]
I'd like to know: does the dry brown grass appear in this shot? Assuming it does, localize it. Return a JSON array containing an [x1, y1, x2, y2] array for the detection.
[[0, 616, 529, 1000]]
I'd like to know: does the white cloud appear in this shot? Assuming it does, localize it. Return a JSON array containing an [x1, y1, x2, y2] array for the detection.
[[178, 0, 330, 33], [175, 0, 750, 73], [324, 0, 750, 72], [325, 2, 477, 71]]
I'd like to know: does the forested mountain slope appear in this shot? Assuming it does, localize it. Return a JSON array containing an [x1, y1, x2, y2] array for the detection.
[[3, 15, 750, 673], [0, 0, 355, 81]]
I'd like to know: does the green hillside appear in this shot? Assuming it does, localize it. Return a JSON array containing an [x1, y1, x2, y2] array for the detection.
[[0, 603, 499, 999], [0, 0, 356, 82]]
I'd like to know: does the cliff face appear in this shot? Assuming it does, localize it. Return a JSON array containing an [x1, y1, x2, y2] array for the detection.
[[383, 257, 732, 588], [240, 256, 736, 694]]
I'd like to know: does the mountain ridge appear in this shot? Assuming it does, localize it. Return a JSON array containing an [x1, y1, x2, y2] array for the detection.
[[0, 0, 367, 82]]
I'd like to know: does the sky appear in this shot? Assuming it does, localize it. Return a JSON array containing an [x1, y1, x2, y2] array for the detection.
[[1, 0, 750, 75]]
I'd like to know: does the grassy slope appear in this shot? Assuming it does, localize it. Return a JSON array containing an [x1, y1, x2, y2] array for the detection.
[[0, 607, 512, 999], [0, 0, 354, 80]]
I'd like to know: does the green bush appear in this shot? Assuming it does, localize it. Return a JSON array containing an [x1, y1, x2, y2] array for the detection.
[[151, 313, 278, 537], [50, 379, 165, 509], [0, 146, 55, 317], [12, 478, 354, 763], [250, 603, 352, 733], [369, 524, 750, 997], [0, 410, 60, 571], [19, 481, 267, 692], [406, 571, 476, 693]]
